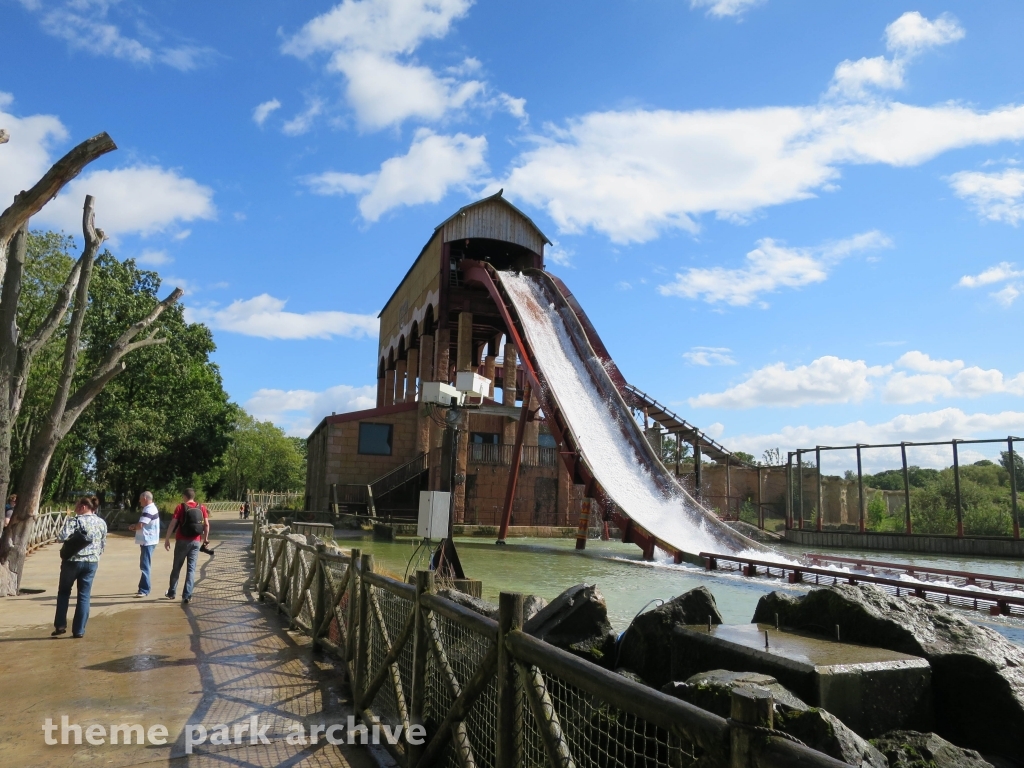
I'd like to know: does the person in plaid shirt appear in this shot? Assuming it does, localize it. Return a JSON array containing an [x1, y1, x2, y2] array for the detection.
[[53, 496, 107, 639]]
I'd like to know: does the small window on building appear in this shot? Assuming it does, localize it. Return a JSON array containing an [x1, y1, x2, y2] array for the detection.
[[538, 433, 558, 449], [358, 423, 393, 455], [471, 432, 500, 445]]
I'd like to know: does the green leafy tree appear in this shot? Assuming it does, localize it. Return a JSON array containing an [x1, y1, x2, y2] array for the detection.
[[219, 410, 306, 500]]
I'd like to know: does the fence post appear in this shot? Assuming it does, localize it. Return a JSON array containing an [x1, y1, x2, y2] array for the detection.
[[408, 569, 434, 768], [354, 553, 373, 710], [856, 445, 866, 533], [953, 440, 964, 538], [785, 453, 793, 530], [730, 687, 773, 768], [756, 466, 763, 530], [901, 442, 913, 535], [1010, 437, 1019, 541], [797, 451, 804, 530], [497, 591, 525, 768], [347, 548, 361, 664], [312, 544, 326, 651], [815, 446, 823, 532]]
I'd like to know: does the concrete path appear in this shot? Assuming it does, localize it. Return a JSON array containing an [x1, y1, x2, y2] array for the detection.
[[0, 511, 381, 767]]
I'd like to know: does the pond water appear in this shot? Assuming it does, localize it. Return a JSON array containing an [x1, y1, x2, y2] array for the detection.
[[337, 533, 1024, 647]]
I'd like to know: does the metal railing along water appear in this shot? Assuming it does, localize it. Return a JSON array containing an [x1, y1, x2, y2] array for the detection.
[[251, 517, 854, 768]]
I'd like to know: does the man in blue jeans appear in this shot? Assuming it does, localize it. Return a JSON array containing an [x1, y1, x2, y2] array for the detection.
[[164, 488, 209, 605], [128, 491, 160, 597]]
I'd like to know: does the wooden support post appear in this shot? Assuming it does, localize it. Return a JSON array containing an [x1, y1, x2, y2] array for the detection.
[[496, 592, 525, 768], [347, 548, 361, 663], [457, 312, 473, 371], [856, 445, 866, 533], [726, 458, 732, 519], [674, 433, 680, 477], [355, 553, 373, 709], [797, 451, 804, 530], [901, 442, 913, 535], [730, 687, 774, 768], [953, 440, 964, 538], [497, 384, 530, 544], [576, 497, 592, 551], [408, 569, 433, 768], [815, 446, 823, 532], [312, 545, 326, 651], [785, 453, 793, 530], [694, 441, 703, 499], [484, 354, 497, 399], [1010, 437, 1020, 541], [756, 467, 763, 530]]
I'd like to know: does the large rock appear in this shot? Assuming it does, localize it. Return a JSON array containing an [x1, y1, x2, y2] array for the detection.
[[523, 583, 617, 667], [663, 669, 887, 768], [752, 584, 1024, 760], [618, 586, 723, 688], [870, 731, 995, 768], [434, 590, 547, 623]]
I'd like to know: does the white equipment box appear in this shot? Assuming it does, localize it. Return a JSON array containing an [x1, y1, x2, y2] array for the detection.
[[455, 371, 491, 398], [417, 491, 451, 539], [420, 381, 463, 407]]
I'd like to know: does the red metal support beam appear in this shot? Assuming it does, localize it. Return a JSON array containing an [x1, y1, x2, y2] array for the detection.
[[496, 383, 531, 544]]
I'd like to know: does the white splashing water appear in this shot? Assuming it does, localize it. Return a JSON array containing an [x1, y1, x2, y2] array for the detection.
[[500, 271, 765, 557]]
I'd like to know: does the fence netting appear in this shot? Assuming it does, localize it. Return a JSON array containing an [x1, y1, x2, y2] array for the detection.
[[366, 584, 416, 737]]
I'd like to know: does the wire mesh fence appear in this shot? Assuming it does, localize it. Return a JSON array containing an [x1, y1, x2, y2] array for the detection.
[[251, 521, 852, 768]]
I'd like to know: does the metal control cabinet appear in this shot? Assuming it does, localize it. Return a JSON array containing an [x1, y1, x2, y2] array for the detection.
[[417, 491, 451, 539]]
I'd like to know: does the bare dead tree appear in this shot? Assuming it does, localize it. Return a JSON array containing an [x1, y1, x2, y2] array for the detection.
[[0, 131, 183, 595]]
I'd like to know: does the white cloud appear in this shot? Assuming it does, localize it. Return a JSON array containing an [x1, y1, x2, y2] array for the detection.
[[689, 356, 890, 409], [728, 408, 1024, 470], [828, 56, 905, 100], [282, 99, 325, 136], [36, 165, 216, 238], [689, 0, 764, 19], [186, 294, 378, 340], [282, 0, 497, 130], [956, 260, 1024, 307], [246, 384, 377, 437], [885, 11, 965, 57], [22, 1, 214, 71], [546, 240, 573, 268], [658, 231, 890, 306], [948, 169, 1024, 225], [895, 350, 963, 375], [306, 129, 487, 221], [136, 249, 173, 266], [498, 14, 989, 244], [882, 372, 956, 404], [684, 347, 736, 366], [253, 98, 282, 127], [828, 12, 963, 101], [0, 94, 68, 212]]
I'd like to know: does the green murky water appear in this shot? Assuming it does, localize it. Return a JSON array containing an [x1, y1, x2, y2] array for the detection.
[[337, 533, 1024, 645]]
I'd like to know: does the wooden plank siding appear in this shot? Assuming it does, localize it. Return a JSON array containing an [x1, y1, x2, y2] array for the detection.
[[441, 198, 548, 255]]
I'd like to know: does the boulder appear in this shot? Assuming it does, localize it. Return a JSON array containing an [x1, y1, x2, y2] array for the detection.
[[663, 669, 887, 768], [524, 583, 617, 667], [523, 594, 547, 623], [436, 588, 498, 620], [870, 731, 995, 768], [618, 586, 723, 688], [752, 584, 1024, 761]]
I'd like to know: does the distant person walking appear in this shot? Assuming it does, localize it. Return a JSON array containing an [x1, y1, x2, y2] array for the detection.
[[53, 496, 106, 639], [128, 491, 160, 597], [3, 494, 15, 532], [164, 488, 209, 604]]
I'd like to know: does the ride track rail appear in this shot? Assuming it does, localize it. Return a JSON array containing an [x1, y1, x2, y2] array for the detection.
[[700, 551, 1024, 617]]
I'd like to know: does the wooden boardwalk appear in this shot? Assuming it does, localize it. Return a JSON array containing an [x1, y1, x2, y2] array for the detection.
[[0, 512, 382, 767]]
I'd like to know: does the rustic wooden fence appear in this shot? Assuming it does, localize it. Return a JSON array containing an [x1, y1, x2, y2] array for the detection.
[[26, 508, 73, 553], [251, 516, 852, 768]]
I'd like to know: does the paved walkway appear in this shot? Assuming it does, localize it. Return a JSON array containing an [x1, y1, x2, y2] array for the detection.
[[0, 511, 380, 767]]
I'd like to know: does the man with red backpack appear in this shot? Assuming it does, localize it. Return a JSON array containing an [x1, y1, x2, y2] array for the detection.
[[164, 488, 210, 604]]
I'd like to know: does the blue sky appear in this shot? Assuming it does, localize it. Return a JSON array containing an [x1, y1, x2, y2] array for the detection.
[[3, 0, 1024, 471]]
